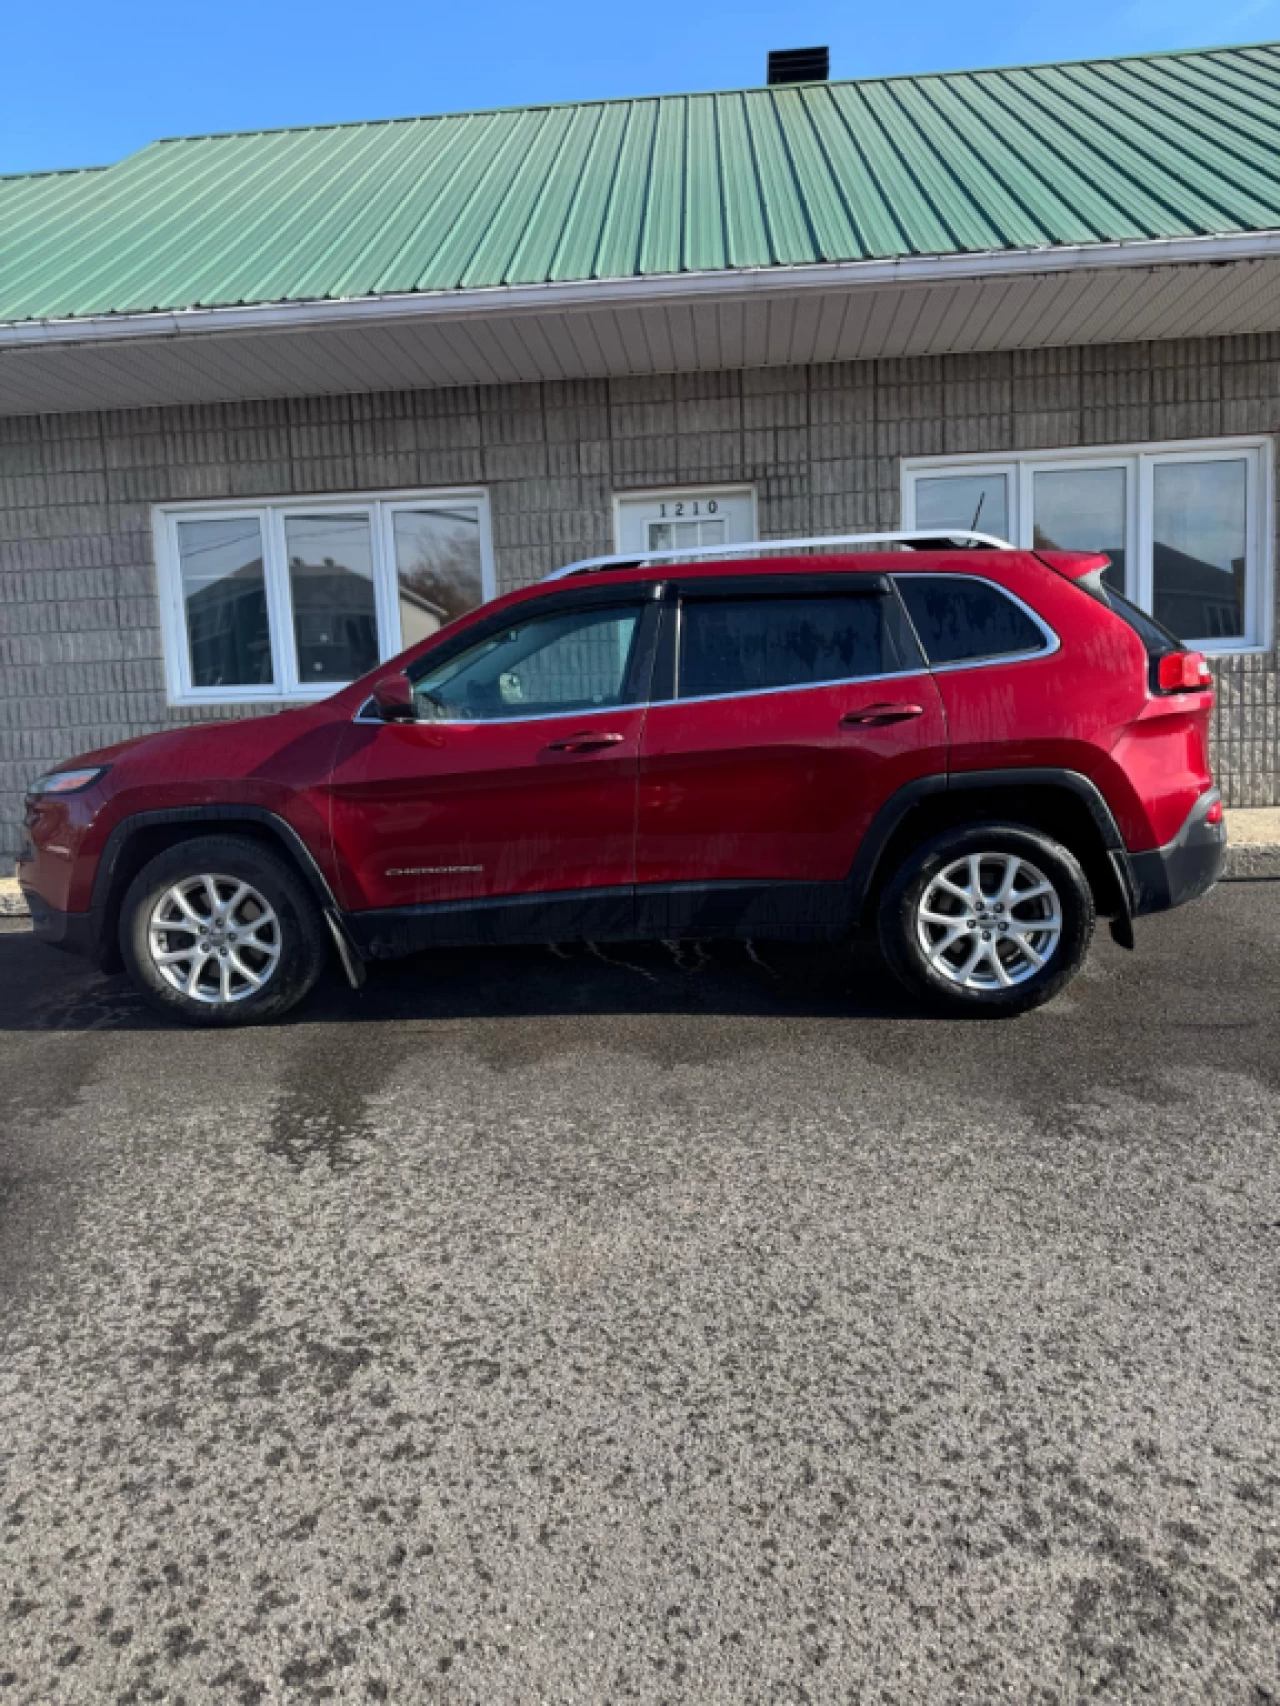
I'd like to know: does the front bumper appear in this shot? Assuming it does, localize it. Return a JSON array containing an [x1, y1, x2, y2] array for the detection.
[[24, 889, 95, 957], [1126, 789, 1227, 917]]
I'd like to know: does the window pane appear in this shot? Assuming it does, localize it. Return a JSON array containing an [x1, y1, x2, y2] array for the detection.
[[391, 506, 485, 646], [285, 514, 379, 683], [647, 518, 726, 553], [914, 473, 1009, 541], [1032, 466, 1128, 594], [176, 517, 272, 689], [1152, 460, 1247, 641], [414, 605, 642, 720], [678, 595, 920, 699], [896, 576, 1046, 665]]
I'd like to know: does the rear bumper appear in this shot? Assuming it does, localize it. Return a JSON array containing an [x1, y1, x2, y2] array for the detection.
[[1127, 789, 1227, 917], [24, 889, 95, 957]]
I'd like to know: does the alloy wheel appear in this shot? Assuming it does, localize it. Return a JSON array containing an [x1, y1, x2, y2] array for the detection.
[[915, 852, 1063, 990], [147, 873, 283, 1004]]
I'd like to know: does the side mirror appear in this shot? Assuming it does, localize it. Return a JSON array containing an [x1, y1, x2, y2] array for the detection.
[[371, 674, 417, 722]]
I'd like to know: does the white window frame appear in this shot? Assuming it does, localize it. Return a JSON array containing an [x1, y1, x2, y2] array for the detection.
[[902, 438, 1274, 655], [153, 489, 496, 706]]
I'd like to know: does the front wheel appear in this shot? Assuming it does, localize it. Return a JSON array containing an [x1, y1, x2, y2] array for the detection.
[[878, 824, 1095, 1017], [120, 835, 328, 1026]]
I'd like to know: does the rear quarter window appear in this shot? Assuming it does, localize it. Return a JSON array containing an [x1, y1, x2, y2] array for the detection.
[[895, 576, 1049, 666], [1088, 579, 1181, 660]]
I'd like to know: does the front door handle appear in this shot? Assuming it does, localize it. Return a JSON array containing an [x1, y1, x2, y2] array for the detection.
[[544, 731, 627, 752], [840, 702, 926, 727]]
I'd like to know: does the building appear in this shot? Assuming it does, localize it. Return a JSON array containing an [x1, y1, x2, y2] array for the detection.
[[4, 41, 1280, 870]]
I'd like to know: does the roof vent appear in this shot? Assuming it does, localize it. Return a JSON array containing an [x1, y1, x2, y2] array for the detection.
[[767, 46, 830, 85]]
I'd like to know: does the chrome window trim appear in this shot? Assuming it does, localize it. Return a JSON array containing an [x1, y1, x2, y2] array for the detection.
[[351, 572, 1060, 723], [353, 699, 646, 728], [891, 573, 1060, 670], [649, 664, 932, 710], [353, 663, 931, 724]]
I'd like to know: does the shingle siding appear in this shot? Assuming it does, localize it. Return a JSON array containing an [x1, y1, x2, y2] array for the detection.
[[1, 333, 1278, 867]]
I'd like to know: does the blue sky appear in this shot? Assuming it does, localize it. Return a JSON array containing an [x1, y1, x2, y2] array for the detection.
[[3, 0, 1278, 175]]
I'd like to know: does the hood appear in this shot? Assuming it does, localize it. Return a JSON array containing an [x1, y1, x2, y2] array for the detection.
[[46, 704, 330, 783], [45, 731, 175, 772]]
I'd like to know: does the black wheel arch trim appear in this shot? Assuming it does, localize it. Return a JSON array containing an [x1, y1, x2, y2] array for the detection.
[[846, 767, 1128, 924], [89, 805, 343, 968]]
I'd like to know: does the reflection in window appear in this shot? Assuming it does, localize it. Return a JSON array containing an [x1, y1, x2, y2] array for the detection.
[[678, 596, 921, 698], [1153, 461, 1247, 640], [914, 473, 1009, 541], [414, 606, 642, 720], [284, 514, 379, 682], [896, 577, 1046, 665], [177, 517, 272, 688], [392, 507, 485, 645], [1033, 467, 1127, 594], [647, 518, 726, 554]]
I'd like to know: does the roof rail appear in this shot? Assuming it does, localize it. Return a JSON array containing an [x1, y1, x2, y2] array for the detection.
[[543, 529, 1015, 580]]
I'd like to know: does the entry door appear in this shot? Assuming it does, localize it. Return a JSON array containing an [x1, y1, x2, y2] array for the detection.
[[615, 487, 756, 558], [329, 595, 656, 921], [636, 580, 947, 899]]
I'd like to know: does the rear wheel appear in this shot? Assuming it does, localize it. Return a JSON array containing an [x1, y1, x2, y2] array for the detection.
[[120, 835, 328, 1025], [878, 823, 1094, 1016]]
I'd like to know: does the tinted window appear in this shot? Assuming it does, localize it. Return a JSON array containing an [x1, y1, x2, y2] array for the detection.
[[677, 594, 920, 699], [412, 604, 642, 720], [895, 576, 1047, 666]]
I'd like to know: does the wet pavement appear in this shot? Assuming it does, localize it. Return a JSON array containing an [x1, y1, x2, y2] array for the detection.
[[1, 887, 1278, 1704]]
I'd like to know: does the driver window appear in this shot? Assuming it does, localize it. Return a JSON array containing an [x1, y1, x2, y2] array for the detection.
[[412, 604, 643, 721]]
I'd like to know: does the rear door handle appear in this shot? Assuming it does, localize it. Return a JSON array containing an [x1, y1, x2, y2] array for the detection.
[[840, 702, 926, 727], [544, 731, 627, 752]]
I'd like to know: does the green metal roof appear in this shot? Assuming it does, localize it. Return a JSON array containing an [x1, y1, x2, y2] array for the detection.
[[5, 42, 1280, 325]]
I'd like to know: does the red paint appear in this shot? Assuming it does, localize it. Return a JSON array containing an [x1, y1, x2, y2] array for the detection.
[[636, 672, 946, 885], [327, 710, 645, 910], [17, 547, 1220, 931], [23, 706, 345, 914]]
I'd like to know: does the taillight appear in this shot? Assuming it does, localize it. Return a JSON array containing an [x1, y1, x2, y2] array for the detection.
[[1157, 651, 1212, 693], [1205, 798, 1224, 826]]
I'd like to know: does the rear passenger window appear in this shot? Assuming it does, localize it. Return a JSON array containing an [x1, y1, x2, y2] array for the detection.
[[895, 576, 1048, 666], [677, 594, 922, 700]]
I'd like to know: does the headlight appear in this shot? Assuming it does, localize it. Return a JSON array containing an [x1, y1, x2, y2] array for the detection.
[[27, 766, 109, 797]]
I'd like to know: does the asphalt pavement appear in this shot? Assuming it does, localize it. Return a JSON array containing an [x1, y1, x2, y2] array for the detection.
[[1, 887, 1278, 1705]]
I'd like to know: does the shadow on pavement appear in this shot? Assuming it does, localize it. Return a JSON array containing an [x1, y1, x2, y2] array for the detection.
[[0, 924, 935, 1032]]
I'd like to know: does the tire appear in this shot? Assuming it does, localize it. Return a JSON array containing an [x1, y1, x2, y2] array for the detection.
[[878, 822, 1095, 1017], [119, 834, 328, 1026]]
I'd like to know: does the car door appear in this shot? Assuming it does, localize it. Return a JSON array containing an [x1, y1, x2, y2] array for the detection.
[[328, 587, 659, 941], [634, 575, 947, 934]]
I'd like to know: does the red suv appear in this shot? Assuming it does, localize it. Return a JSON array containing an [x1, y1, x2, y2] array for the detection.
[[18, 535, 1225, 1025]]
